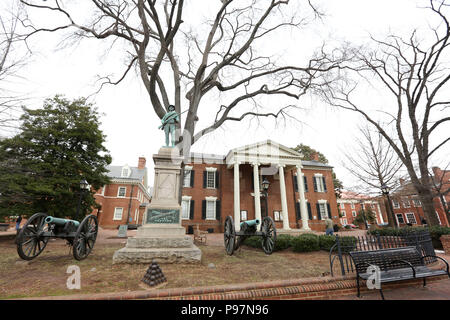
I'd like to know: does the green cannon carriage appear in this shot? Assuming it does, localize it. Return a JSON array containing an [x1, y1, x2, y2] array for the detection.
[[16, 213, 98, 261], [223, 216, 277, 255]]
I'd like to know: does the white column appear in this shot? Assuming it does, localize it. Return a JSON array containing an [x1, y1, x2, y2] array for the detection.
[[234, 161, 241, 231], [278, 164, 290, 230], [252, 162, 262, 223], [296, 165, 310, 230]]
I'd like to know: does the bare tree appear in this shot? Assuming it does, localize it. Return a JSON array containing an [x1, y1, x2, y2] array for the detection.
[[19, 0, 346, 155], [322, 0, 450, 226], [342, 125, 404, 227], [0, 4, 27, 137], [429, 165, 450, 223]]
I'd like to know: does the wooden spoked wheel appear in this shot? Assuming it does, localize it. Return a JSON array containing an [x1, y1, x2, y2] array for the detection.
[[16, 213, 49, 260], [224, 216, 236, 255], [73, 215, 98, 261], [261, 216, 277, 255]]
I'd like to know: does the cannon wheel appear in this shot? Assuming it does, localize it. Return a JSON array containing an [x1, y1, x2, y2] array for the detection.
[[73, 215, 98, 261], [224, 216, 236, 255], [261, 216, 277, 255], [17, 213, 50, 260]]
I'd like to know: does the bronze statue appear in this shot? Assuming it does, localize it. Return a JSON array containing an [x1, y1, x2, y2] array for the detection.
[[158, 105, 179, 147]]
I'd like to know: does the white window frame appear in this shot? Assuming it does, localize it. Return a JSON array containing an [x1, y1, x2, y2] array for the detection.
[[413, 199, 422, 207], [341, 218, 348, 225], [340, 203, 345, 209], [241, 210, 248, 221], [436, 211, 442, 225], [121, 165, 131, 178], [314, 174, 325, 192], [352, 211, 357, 217], [117, 186, 127, 198], [351, 202, 355, 209], [317, 200, 328, 220], [341, 210, 346, 217], [393, 200, 400, 209], [205, 197, 217, 220], [101, 185, 106, 196], [181, 197, 191, 220], [183, 166, 193, 188], [405, 213, 417, 224], [402, 199, 411, 208], [113, 207, 123, 221], [396, 213, 405, 224], [274, 210, 281, 221], [206, 167, 217, 189]]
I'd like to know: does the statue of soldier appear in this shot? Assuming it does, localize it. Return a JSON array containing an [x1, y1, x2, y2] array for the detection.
[[158, 105, 179, 147]]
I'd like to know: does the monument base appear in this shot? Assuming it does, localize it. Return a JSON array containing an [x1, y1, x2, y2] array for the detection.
[[112, 225, 202, 264]]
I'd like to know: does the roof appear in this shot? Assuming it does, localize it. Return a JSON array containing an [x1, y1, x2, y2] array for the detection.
[[302, 160, 333, 168], [106, 165, 146, 181], [339, 190, 372, 200]]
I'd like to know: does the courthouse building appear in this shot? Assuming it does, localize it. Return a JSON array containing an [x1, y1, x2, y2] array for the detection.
[[179, 140, 340, 233]]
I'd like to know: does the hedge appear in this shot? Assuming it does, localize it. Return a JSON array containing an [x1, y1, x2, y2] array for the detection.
[[318, 235, 336, 251], [368, 225, 450, 249], [291, 234, 320, 252], [242, 234, 294, 252]]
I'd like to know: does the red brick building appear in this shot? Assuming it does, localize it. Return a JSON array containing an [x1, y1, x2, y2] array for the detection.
[[93, 157, 152, 228], [388, 167, 449, 227], [337, 191, 386, 227], [179, 140, 340, 233]]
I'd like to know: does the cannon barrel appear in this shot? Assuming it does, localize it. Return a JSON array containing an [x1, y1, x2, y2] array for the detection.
[[44, 216, 80, 227], [240, 219, 260, 228]]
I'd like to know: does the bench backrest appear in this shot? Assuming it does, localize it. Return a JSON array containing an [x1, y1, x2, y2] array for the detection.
[[349, 246, 424, 273]]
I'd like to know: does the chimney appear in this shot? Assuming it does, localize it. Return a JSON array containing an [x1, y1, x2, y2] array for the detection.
[[138, 157, 146, 169], [312, 152, 319, 161]]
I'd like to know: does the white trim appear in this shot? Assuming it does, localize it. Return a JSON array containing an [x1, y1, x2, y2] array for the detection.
[[205, 198, 217, 220], [184, 165, 193, 170], [181, 198, 191, 220], [405, 212, 417, 224], [113, 207, 124, 221], [206, 167, 217, 172], [395, 213, 405, 224]]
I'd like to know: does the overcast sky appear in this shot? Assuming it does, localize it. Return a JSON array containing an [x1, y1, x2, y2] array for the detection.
[[2, 0, 448, 192]]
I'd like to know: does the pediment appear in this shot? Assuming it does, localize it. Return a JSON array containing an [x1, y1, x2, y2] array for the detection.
[[231, 140, 303, 158]]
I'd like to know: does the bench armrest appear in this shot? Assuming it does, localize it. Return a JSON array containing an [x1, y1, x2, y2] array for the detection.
[[420, 255, 449, 274], [390, 259, 416, 277]]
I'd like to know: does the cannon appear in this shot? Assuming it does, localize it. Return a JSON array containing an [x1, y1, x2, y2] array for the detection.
[[223, 216, 277, 255], [16, 213, 98, 261]]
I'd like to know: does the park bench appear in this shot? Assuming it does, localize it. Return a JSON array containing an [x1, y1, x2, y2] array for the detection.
[[349, 246, 449, 300], [0, 223, 9, 231]]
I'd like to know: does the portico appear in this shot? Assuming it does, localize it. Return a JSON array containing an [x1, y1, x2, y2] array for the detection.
[[225, 140, 311, 232]]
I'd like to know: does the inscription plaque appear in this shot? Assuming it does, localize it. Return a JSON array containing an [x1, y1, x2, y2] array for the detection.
[[146, 209, 180, 224]]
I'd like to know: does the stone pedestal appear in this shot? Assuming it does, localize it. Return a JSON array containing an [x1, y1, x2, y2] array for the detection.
[[113, 147, 202, 264]]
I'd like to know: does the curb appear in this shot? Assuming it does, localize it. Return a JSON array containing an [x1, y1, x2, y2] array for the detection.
[[16, 274, 449, 300]]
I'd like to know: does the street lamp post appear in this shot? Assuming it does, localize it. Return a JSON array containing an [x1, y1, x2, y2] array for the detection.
[[261, 178, 270, 219], [76, 179, 90, 221], [381, 184, 398, 228]]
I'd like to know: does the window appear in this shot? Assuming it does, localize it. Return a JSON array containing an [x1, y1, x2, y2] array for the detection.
[[393, 200, 400, 209], [341, 210, 346, 217], [314, 176, 325, 192], [402, 199, 411, 208], [183, 169, 192, 187], [318, 203, 328, 220], [181, 199, 190, 220], [396, 213, 405, 224], [241, 210, 248, 221], [121, 166, 131, 177], [117, 187, 126, 197], [405, 213, 417, 224], [413, 199, 422, 207], [206, 171, 216, 188], [274, 211, 281, 221], [436, 211, 442, 225], [351, 202, 355, 209], [352, 211, 357, 217], [113, 208, 123, 220], [341, 218, 348, 225], [340, 203, 345, 209], [206, 200, 216, 220]]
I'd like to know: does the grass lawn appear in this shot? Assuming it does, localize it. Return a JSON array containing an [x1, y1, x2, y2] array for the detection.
[[0, 238, 332, 299]]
